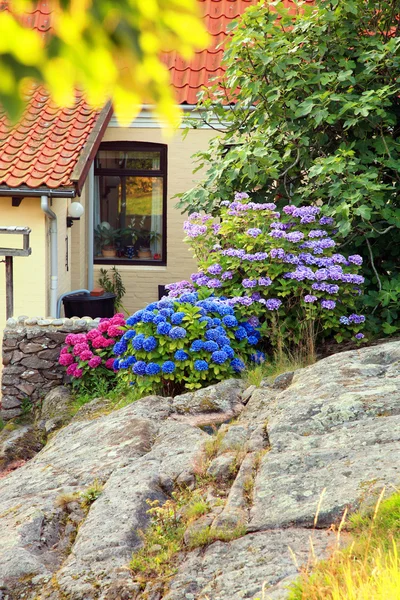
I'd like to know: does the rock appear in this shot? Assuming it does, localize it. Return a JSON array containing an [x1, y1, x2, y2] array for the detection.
[[176, 470, 196, 489], [164, 529, 333, 600], [241, 384, 256, 404], [172, 379, 245, 415], [71, 397, 112, 421], [207, 453, 237, 482], [183, 514, 214, 546], [219, 425, 249, 452], [0, 425, 44, 470], [272, 371, 294, 390], [21, 356, 53, 369], [1, 396, 21, 410], [19, 342, 46, 354], [39, 386, 74, 432]]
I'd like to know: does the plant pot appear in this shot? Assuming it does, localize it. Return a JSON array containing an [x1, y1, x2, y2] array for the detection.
[[138, 248, 152, 259], [102, 247, 117, 258]]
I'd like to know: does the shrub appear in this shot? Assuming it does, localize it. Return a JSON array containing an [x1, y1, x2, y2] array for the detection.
[[169, 195, 365, 354], [59, 313, 126, 391], [114, 295, 258, 396]]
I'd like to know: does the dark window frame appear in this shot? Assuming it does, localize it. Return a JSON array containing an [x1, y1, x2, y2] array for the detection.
[[93, 141, 168, 267]]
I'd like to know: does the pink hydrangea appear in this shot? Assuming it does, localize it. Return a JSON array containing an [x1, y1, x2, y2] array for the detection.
[[88, 356, 102, 368], [105, 357, 115, 369], [107, 325, 123, 338], [74, 368, 83, 378], [87, 329, 101, 341], [66, 363, 77, 376], [79, 350, 93, 361], [98, 320, 110, 333], [59, 352, 74, 366], [64, 333, 76, 345], [91, 336, 107, 349], [60, 346, 69, 355], [73, 342, 89, 356]]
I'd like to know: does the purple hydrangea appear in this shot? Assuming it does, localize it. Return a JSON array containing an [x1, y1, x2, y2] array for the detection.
[[247, 228, 262, 238], [208, 263, 223, 275], [270, 248, 286, 259], [308, 230, 327, 238], [285, 231, 305, 243], [266, 298, 282, 310], [304, 295, 318, 303], [207, 278, 222, 289], [183, 222, 207, 238], [258, 277, 272, 286], [242, 279, 257, 288], [347, 255, 363, 266], [348, 314, 365, 324], [319, 216, 334, 225], [221, 271, 233, 280], [355, 333, 365, 339], [321, 299, 336, 310]]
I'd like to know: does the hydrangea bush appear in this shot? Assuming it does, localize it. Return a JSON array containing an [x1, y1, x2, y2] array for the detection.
[[168, 193, 365, 352], [113, 294, 259, 395], [59, 313, 126, 389]]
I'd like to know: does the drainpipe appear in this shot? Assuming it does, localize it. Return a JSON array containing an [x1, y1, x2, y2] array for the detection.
[[41, 195, 58, 317], [87, 163, 94, 290]]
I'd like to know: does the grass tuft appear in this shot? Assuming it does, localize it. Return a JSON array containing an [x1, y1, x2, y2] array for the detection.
[[186, 523, 246, 550], [286, 489, 400, 600]]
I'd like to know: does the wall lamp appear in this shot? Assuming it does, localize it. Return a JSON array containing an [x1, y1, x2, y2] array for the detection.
[[67, 202, 84, 227]]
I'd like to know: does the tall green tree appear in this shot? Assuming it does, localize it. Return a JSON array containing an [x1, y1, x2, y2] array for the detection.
[[0, 0, 208, 125], [177, 0, 400, 335]]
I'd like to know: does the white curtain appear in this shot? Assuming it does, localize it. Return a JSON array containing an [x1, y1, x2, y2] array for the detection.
[[94, 176, 101, 254], [150, 178, 162, 255]]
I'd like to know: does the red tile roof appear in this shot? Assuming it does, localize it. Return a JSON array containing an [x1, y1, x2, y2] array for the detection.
[[0, 0, 312, 191], [0, 87, 111, 192]]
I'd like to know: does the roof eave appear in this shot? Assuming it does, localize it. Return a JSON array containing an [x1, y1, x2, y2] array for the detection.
[[70, 101, 113, 195], [0, 185, 76, 198]]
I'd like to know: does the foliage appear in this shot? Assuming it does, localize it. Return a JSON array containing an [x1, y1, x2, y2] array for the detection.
[[94, 224, 129, 249], [98, 267, 127, 314], [287, 490, 400, 600], [176, 0, 400, 335], [172, 195, 366, 354], [130, 489, 244, 584], [1, 0, 208, 126], [114, 294, 258, 396], [80, 480, 103, 510], [59, 314, 126, 391]]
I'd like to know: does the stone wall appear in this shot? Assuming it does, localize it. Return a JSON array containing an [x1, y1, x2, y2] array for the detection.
[[1, 316, 100, 421]]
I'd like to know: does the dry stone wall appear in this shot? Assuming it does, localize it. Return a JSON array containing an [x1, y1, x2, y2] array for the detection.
[[1, 316, 100, 420]]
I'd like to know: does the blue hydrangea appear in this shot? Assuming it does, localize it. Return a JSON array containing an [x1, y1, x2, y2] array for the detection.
[[169, 326, 187, 339], [143, 336, 158, 352], [123, 330, 136, 340], [126, 311, 143, 326], [222, 315, 238, 328], [212, 318, 222, 326], [157, 322, 172, 335], [178, 292, 198, 304], [147, 302, 159, 311], [204, 341, 219, 352], [175, 350, 189, 361], [113, 358, 121, 370], [171, 312, 185, 325], [113, 340, 127, 355], [205, 329, 219, 341], [157, 299, 174, 309], [194, 359, 209, 371], [132, 334, 145, 350], [222, 345, 235, 359], [132, 361, 147, 375], [199, 316, 212, 326], [141, 311, 155, 323], [162, 361, 176, 374], [153, 314, 167, 325], [217, 337, 231, 348], [340, 316, 350, 325], [190, 340, 204, 352], [159, 308, 174, 318], [145, 362, 161, 376], [234, 327, 247, 341], [215, 303, 234, 316], [211, 350, 228, 364], [250, 351, 265, 364], [231, 358, 245, 372], [248, 336, 258, 346]]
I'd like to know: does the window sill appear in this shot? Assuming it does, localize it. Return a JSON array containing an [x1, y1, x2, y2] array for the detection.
[[94, 258, 167, 269]]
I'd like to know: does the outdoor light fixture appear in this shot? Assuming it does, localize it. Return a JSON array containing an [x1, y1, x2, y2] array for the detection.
[[67, 202, 84, 227]]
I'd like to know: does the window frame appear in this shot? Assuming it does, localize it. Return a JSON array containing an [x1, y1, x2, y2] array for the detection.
[[93, 141, 168, 267]]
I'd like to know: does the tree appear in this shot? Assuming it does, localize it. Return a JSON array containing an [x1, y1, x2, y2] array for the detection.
[[177, 0, 400, 335], [0, 0, 208, 125]]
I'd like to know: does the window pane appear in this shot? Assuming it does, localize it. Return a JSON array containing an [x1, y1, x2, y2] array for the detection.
[[96, 150, 161, 170], [94, 175, 164, 262]]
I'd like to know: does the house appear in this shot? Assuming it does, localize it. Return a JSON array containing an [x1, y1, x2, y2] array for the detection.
[[1, 0, 306, 334]]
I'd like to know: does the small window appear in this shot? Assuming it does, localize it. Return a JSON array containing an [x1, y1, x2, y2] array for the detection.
[[93, 142, 167, 265]]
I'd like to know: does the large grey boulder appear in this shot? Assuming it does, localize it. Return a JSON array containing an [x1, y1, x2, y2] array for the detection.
[[0, 342, 400, 600]]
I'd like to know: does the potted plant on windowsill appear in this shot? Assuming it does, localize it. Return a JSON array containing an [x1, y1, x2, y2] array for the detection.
[[94, 223, 124, 258], [137, 229, 162, 259]]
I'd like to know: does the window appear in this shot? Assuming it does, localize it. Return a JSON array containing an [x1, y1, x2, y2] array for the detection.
[[93, 142, 167, 265]]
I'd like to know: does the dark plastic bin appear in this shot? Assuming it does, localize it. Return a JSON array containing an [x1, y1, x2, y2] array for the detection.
[[62, 292, 116, 319]]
